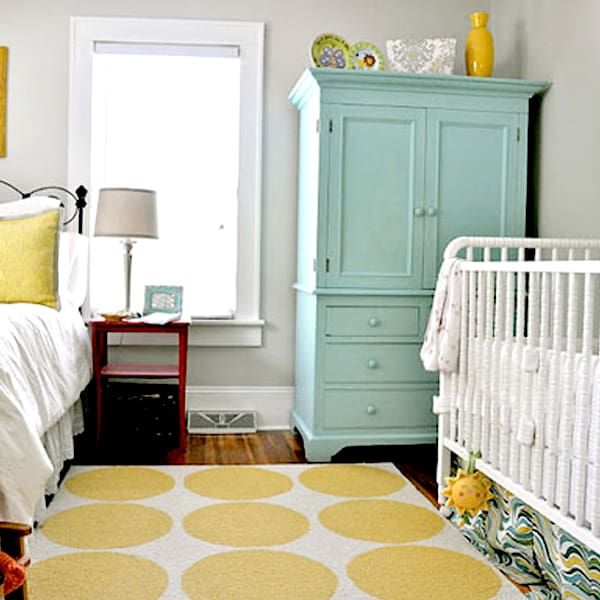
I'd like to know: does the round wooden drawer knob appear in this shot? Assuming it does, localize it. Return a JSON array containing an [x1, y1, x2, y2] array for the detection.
[[367, 359, 378, 369], [368, 317, 379, 327], [366, 405, 377, 415], [426, 207, 438, 217], [414, 207, 425, 217]]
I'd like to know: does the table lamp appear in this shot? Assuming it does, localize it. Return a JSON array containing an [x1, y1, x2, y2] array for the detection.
[[94, 187, 158, 315]]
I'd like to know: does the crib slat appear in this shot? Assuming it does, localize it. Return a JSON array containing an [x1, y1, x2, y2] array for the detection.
[[519, 251, 541, 492], [510, 248, 526, 484], [489, 253, 505, 469], [499, 248, 514, 474], [472, 267, 486, 454], [592, 278, 600, 536], [571, 257, 594, 526], [557, 251, 578, 516], [465, 248, 477, 451], [544, 249, 564, 507], [531, 267, 551, 498], [456, 259, 470, 446], [480, 248, 494, 461]]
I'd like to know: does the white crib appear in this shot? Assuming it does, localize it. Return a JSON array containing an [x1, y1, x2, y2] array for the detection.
[[435, 236, 600, 555]]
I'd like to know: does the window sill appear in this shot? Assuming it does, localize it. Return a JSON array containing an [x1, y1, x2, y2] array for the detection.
[[107, 318, 265, 347]]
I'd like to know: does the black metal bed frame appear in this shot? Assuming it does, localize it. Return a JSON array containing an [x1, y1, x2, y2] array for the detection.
[[0, 179, 87, 234]]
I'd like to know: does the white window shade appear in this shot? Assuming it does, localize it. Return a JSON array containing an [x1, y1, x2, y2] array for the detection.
[[69, 18, 265, 345], [90, 50, 240, 318], [94, 41, 240, 58]]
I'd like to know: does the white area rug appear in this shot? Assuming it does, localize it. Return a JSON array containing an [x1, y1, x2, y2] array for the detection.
[[28, 464, 522, 599]]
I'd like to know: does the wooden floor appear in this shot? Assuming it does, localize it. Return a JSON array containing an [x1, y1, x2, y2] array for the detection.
[[86, 429, 439, 504], [168, 431, 439, 505]]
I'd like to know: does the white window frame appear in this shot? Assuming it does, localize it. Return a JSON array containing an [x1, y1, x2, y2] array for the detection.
[[69, 17, 265, 346]]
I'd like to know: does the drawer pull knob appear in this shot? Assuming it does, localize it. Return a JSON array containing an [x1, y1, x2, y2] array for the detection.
[[366, 404, 377, 415], [367, 359, 378, 369], [414, 207, 425, 217], [426, 207, 438, 217], [368, 317, 379, 327]]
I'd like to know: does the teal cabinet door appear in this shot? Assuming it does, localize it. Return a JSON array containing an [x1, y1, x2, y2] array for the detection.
[[422, 109, 522, 288], [325, 105, 426, 289]]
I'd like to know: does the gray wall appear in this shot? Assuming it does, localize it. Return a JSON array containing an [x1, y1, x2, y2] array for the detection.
[[492, 0, 600, 237], [1, 0, 486, 386]]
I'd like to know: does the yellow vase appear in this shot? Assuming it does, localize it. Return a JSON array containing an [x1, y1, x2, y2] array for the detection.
[[465, 11, 494, 77]]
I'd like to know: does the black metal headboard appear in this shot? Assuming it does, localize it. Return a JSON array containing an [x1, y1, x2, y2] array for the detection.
[[0, 179, 88, 234]]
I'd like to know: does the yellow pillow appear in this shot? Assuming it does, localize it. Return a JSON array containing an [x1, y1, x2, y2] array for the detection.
[[0, 209, 61, 308]]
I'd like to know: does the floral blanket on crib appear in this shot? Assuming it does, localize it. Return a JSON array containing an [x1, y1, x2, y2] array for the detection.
[[450, 480, 600, 598]]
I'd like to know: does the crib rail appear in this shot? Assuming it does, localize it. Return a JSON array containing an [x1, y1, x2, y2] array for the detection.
[[437, 236, 600, 553]]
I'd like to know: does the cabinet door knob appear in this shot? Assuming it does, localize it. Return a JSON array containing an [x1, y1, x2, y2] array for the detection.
[[426, 207, 437, 217], [366, 404, 377, 415], [368, 317, 379, 327], [367, 359, 378, 369], [414, 207, 425, 217]]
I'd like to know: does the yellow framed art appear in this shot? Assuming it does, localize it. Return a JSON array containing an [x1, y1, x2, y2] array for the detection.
[[0, 46, 7, 157]]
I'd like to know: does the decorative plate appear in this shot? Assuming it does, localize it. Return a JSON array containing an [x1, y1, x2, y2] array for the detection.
[[310, 33, 351, 69], [349, 41, 384, 71]]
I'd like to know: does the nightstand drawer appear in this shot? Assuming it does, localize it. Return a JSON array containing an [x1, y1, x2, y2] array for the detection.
[[322, 389, 437, 430], [325, 305, 420, 338], [323, 343, 436, 384]]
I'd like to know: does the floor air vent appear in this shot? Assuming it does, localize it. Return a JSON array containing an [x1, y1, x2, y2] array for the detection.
[[187, 410, 257, 434]]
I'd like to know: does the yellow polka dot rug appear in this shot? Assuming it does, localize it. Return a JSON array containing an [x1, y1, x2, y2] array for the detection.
[[28, 464, 522, 599]]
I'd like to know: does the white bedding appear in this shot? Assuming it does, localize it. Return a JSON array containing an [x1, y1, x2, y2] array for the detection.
[[0, 302, 91, 524]]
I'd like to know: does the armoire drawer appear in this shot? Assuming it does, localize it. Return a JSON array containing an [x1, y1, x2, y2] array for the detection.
[[323, 343, 436, 384], [322, 388, 437, 430], [325, 305, 420, 338]]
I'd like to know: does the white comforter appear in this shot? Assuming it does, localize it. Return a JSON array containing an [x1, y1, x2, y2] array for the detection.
[[0, 303, 91, 524]]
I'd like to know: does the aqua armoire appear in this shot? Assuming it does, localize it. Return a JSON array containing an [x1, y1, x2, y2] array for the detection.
[[289, 68, 547, 461]]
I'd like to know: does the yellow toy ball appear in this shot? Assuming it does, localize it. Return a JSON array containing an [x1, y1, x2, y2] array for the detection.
[[442, 469, 494, 518]]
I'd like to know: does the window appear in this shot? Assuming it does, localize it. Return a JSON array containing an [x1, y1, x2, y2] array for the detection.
[[69, 18, 264, 345]]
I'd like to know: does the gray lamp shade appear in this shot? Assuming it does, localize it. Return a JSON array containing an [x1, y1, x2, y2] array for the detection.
[[94, 188, 158, 239]]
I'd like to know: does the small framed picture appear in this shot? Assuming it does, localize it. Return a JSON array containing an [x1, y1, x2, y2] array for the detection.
[[143, 285, 183, 314]]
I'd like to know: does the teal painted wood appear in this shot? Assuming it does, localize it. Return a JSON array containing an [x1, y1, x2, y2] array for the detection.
[[295, 90, 320, 290], [325, 104, 426, 290], [325, 304, 420, 338], [322, 388, 437, 431], [422, 109, 522, 288], [324, 343, 436, 384], [289, 69, 548, 462], [293, 290, 318, 431]]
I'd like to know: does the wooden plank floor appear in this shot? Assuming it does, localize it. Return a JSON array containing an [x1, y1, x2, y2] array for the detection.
[[161, 431, 439, 505]]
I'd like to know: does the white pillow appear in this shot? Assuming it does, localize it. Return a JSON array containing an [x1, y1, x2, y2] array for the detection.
[[0, 195, 62, 217], [58, 232, 89, 309]]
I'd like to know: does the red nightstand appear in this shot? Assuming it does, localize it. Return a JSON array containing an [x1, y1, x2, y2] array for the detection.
[[89, 318, 189, 451]]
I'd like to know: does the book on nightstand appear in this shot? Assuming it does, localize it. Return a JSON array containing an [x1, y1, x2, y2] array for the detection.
[[126, 312, 182, 325]]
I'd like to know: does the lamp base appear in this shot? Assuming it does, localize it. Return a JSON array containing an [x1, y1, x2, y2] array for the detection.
[[122, 239, 135, 315]]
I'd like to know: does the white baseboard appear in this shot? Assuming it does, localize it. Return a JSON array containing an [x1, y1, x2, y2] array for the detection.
[[186, 386, 293, 431]]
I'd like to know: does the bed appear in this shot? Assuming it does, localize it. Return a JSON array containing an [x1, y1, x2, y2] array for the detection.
[[427, 236, 600, 598], [0, 182, 91, 596]]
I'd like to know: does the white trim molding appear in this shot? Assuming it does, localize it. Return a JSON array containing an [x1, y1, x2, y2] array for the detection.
[[69, 17, 265, 346], [186, 386, 293, 430]]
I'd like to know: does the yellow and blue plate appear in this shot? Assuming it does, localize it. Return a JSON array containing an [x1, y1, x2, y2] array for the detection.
[[349, 41, 384, 71], [310, 33, 351, 69]]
